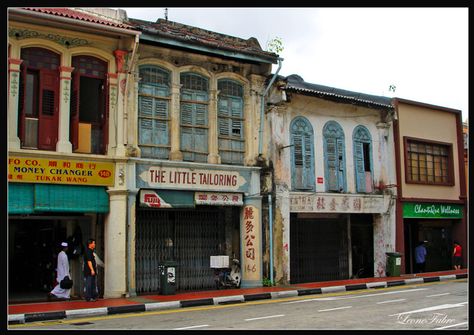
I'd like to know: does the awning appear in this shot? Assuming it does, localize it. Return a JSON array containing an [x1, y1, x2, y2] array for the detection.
[[8, 183, 109, 214]]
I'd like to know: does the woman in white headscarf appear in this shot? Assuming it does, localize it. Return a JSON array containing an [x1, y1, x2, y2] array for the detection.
[[49, 242, 71, 299]]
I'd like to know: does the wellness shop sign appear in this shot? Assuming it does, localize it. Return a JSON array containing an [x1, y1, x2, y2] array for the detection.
[[403, 202, 463, 219], [8, 156, 115, 186]]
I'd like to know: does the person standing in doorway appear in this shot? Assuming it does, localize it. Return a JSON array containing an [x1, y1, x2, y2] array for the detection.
[[49, 242, 71, 300], [83, 238, 98, 302], [453, 241, 462, 270], [414, 240, 427, 273]]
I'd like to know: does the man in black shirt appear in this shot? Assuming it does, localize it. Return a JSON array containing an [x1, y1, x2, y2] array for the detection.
[[83, 238, 98, 302]]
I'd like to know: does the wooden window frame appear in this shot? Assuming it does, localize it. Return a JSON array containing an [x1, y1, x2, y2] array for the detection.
[[180, 72, 209, 162], [403, 136, 455, 186], [217, 79, 245, 165], [18, 47, 60, 151], [290, 116, 315, 191], [138, 65, 171, 159]]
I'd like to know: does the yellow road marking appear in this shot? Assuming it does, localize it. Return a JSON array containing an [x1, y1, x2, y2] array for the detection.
[[9, 279, 466, 329]]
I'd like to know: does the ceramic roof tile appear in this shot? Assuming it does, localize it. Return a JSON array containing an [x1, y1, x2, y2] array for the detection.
[[22, 7, 135, 29]]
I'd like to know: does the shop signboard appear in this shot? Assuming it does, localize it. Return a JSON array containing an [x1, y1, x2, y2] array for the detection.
[[195, 192, 243, 206], [8, 156, 115, 186], [403, 202, 463, 219]]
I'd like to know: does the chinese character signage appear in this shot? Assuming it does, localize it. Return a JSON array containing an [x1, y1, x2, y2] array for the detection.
[[8, 156, 115, 186], [241, 205, 261, 281], [195, 192, 243, 206], [289, 193, 387, 213], [403, 202, 463, 219]]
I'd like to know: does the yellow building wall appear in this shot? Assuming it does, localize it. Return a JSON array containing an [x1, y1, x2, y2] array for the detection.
[[397, 102, 460, 200]]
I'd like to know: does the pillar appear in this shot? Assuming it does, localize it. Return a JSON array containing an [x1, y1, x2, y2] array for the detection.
[[169, 79, 183, 160], [8, 58, 22, 149], [114, 49, 128, 157], [207, 84, 220, 164], [56, 66, 74, 153], [240, 195, 263, 288], [104, 188, 128, 298]]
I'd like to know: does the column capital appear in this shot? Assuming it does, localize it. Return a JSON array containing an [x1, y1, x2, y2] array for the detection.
[[59, 66, 74, 73], [114, 49, 129, 74]]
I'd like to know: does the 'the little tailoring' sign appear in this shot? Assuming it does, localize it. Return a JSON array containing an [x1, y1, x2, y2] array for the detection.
[[138, 165, 247, 192]]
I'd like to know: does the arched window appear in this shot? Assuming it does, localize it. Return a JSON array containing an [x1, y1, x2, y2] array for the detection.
[[353, 126, 373, 193], [18, 47, 60, 150], [138, 65, 171, 159], [290, 117, 315, 191], [180, 72, 209, 162], [323, 121, 346, 192], [218, 79, 244, 164], [70, 55, 108, 154]]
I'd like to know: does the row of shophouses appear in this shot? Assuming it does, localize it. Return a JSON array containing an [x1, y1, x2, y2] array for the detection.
[[7, 8, 467, 300]]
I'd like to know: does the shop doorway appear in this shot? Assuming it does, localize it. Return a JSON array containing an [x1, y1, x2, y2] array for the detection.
[[350, 214, 374, 278], [8, 215, 92, 303], [290, 214, 349, 284], [135, 206, 240, 294], [404, 219, 453, 273]]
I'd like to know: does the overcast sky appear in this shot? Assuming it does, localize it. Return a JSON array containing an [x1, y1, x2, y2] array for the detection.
[[119, 7, 468, 122]]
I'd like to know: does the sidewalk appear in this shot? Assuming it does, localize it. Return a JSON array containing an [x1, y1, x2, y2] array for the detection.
[[8, 269, 468, 324]]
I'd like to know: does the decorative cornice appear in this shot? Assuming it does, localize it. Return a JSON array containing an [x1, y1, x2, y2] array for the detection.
[[9, 28, 91, 48]]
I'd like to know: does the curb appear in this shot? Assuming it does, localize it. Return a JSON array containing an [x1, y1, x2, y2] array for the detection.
[[8, 273, 468, 324]]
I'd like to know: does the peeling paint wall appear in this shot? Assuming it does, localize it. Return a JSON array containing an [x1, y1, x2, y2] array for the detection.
[[266, 83, 397, 282]]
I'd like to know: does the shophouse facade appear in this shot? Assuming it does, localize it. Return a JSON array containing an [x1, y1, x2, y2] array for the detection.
[[392, 98, 467, 274], [7, 7, 140, 299], [265, 75, 397, 285], [123, 18, 279, 294]]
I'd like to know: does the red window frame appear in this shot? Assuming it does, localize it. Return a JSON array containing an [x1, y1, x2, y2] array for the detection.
[[18, 47, 60, 150]]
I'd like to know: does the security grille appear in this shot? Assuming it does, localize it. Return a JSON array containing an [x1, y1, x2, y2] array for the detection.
[[290, 217, 348, 283], [135, 208, 225, 293]]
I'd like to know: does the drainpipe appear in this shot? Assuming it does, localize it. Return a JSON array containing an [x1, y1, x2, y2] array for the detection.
[[125, 34, 139, 297], [258, 57, 283, 156], [258, 57, 283, 286], [269, 194, 273, 284], [123, 33, 140, 146]]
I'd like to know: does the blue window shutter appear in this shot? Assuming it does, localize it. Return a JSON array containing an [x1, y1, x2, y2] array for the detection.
[[180, 79, 209, 162], [218, 80, 244, 164], [138, 65, 170, 159], [354, 140, 366, 192], [326, 137, 338, 191], [290, 117, 315, 191], [353, 125, 373, 193]]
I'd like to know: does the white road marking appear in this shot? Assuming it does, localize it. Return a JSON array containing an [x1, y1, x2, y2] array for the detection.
[[318, 306, 352, 312], [434, 321, 468, 330], [245, 314, 285, 321], [282, 288, 428, 304], [389, 301, 468, 316], [282, 297, 339, 304], [173, 324, 210, 330], [426, 293, 450, 297], [376, 299, 406, 304]]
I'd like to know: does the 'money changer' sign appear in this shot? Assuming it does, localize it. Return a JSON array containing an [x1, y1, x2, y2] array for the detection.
[[403, 202, 463, 219]]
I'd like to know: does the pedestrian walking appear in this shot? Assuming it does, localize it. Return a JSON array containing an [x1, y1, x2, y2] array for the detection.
[[49, 242, 71, 300], [83, 238, 98, 302], [453, 241, 462, 270], [414, 240, 427, 273]]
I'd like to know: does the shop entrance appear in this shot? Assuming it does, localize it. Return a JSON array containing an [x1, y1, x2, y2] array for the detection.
[[135, 206, 240, 293], [404, 219, 453, 273], [8, 215, 92, 303], [290, 214, 349, 283], [350, 214, 374, 278]]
